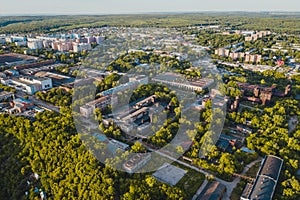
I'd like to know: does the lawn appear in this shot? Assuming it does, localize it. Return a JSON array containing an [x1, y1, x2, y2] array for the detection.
[[174, 163, 205, 199]]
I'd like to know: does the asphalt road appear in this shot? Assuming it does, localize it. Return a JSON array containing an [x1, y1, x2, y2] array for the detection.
[[142, 142, 262, 200]]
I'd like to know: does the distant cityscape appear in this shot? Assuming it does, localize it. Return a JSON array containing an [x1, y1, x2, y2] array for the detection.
[[0, 13, 299, 200]]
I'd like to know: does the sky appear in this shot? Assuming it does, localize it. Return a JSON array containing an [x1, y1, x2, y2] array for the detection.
[[0, 0, 299, 15]]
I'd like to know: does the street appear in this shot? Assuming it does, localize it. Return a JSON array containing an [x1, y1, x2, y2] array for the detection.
[[142, 142, 262, 200]]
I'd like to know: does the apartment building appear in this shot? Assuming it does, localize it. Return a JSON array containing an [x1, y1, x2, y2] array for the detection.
[[245, 54, 262, 63]]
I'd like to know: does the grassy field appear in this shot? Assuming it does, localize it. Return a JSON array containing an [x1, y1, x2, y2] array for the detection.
[[142, 152, 206, 199], [173, 162, 206, 199]]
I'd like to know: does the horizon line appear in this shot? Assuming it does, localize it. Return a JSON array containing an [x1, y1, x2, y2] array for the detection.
[[1, 10, 300, 17]]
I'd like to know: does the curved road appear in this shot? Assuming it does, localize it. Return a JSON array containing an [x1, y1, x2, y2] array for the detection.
[[143, 143, 262, 200]]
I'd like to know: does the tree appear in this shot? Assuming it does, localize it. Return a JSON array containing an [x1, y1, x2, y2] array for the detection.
[[130, 142, 146, 153]]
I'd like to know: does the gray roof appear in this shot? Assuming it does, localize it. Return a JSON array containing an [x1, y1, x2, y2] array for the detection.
[[259, 155, 283, 181], [249, 176, 276, 200], [197, 181, 226, 200], [247, 155, 283, 200]]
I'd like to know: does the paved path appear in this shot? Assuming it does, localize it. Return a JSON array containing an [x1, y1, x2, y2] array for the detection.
[[224, 158, 262, 200], [15, 92, 61, 113], [192, 179, 208, 200], [142, 142, 262, 200], [29, 96, 61, 113], [239, 104, 264, 113], [142, 143, 233, 199]]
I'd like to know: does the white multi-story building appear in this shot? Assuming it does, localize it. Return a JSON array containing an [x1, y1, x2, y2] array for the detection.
[[27, 40, 44, 49], [6, 36, 26, 43], [1, 76, 52, 95], [15, 41, 27, 47], [73, 43, 92, 53]]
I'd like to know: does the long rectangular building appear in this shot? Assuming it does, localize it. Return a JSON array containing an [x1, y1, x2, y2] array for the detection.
[[80, 95, 116, 118], [152, 72, 214, 92], [241, 155, 283, 200]]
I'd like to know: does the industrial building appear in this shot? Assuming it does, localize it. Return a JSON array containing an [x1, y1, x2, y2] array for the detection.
[[241, 155, 283, 200], [152, 72, 214, 92], [1, 76, 52, 95], [80, 95, 117, 118]]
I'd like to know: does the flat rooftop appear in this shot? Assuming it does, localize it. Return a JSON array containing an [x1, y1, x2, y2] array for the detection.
[[153, 72, 214, 89], [0, 53, 37, 65], [152, 163, 187, 186]]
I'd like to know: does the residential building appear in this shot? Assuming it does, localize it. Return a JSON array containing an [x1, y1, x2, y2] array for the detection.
[[95, 36, 105, 44], [245, 31, 271, 42], [0, 37, 5, 44], [73, 43, 92, 53], [86, 36, 96, 43], [27, 40, 44, 50], [215, 48, 230, 57], [15, 41, 27, 47], [229, 52, 245, 60], [58, 42, 73, 52], [245, 54, 262, 63], [5, 69, 19, 76]]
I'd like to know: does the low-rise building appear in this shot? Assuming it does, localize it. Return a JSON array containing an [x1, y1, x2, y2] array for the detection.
[[241, 155, 283, 200], [152, 72, 214, 92], [1, 76, 52, 95], [237, 124, 253, 134], [10, 98, 34, 113], [196, 181, 226, 200], [80, 95, 116, 118], [123, 153, 151, 173], [109, 139, 130, 151]]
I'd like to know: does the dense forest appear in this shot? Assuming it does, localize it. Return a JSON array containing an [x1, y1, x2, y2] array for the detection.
[[0, 109, 197, 199], [1, 13, 300, 34]]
